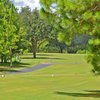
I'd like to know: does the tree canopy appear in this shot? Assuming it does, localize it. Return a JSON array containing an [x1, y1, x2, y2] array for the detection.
[[0, 0, 27, 66], [40, 0, 100, 73], [20, 7, 54, 58]]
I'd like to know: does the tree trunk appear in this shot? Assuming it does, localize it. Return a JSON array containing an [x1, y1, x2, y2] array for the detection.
[[1, 55, 8, 63], [60, 49, 63, 53], [60, 47, 63, 53], [33, 51, 36, 58], [10, 56, 12, 67], [4, 55, 7, 63], [1, 55, 4, 63], [10, 48, 13, 67], [32, 38, 37, 58]]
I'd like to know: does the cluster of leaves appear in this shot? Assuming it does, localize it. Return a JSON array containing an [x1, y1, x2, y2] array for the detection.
[[40, 0, 100, 73]]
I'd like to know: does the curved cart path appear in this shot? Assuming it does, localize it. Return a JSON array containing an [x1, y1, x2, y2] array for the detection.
[[7, 61, 83, 74], [8, 63, 52, 74]]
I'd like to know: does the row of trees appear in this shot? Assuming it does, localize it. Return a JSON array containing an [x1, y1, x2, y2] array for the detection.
[[40, 0, 100, 73], [0, 0, 27, 66], [0, 0, 95, 72], [20, 7, 89, 55], [0, 0, 65, 65]]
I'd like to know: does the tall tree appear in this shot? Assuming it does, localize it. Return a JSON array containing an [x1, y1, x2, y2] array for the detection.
[[0, 0, 18, 65], [40, 0, 100, 73], [0, 0, 27, 66], [20, 7, 53, 58]]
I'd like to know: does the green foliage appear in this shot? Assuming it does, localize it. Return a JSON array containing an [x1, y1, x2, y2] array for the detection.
[[77, 50, 87, 54], [39, 45, 60, 53], [0, 0, 27, 65], [40, 0, 100, 73], [20, 8, 54, 58], [0, 0, 18, 63]]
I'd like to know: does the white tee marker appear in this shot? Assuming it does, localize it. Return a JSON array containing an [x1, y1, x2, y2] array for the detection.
[[1, 75, 5, 77]]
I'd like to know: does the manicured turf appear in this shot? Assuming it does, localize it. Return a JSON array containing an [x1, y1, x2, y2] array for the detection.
[[0, 53, 100, 100]]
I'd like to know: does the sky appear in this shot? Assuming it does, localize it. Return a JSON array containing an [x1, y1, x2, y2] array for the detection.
[[12, 0, 41, 11]]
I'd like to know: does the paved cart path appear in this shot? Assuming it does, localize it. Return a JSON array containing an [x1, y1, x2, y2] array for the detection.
[[8, 63, 52, 74], [5, 61, 84, 75]]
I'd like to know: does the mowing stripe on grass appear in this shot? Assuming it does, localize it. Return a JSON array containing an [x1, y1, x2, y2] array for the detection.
[[19, 73, 91, 77]]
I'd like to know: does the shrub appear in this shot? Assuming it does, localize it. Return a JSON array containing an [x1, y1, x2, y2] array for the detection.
[[77, 50, 86, 54]]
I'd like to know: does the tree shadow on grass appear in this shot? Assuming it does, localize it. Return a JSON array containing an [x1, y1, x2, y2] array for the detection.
[[22, 53, 64, 60], [22, 56, 64, 60], [0, 62, 30, 68], [0, 67, 21, 72], [21, 53, 51, 59], [36, 57, 64, 60], [55, 90, 100, 98], [13, 62, 30, 68], [21, 56, 49, 59], [37, 53, 51, 56], [0, 62, 30, 72]]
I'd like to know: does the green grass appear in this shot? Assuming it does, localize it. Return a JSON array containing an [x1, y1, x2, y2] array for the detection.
[[0, 53, 100, 100]]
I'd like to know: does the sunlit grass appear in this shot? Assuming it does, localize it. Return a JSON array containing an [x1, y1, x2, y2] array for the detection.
[[0, 53, 100, 100]]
